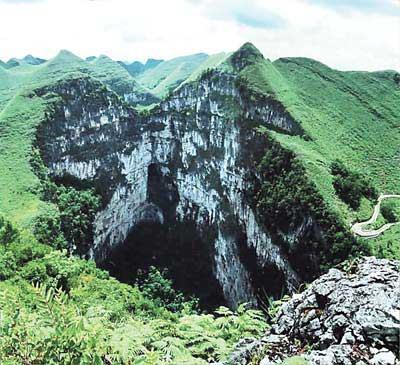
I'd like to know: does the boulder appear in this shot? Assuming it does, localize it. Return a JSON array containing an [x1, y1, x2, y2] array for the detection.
[[221, 257, 400, 365]]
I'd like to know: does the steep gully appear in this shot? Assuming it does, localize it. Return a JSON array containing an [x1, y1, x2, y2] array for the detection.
[[351, 194, 400, 238], [36, 71, 322, 309]]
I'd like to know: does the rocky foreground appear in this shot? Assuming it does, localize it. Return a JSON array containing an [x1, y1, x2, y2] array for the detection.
[[220, 257, 400, 365]]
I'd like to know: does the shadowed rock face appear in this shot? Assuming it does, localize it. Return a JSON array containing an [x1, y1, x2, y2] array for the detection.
[[35, 69, 319, 309], [221, 257, 400, 365]]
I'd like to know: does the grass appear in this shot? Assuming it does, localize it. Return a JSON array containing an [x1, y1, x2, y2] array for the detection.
[[0, 92, 55, 227], [235, 50, 400, 256], [136, 53, 209, 97], [1, 44, 399, 256], [0, 50, 158, 230], [89, 55, 156, 101]]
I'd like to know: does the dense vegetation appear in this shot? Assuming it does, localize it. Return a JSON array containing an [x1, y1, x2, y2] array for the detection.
[[30, 147, 102, 254], [0, 216, 267, 364], [330, 160, 377, 210], [0, 42, 398, 364], [381, 199, 400, 223], [235, 44, 400, 257], [253, 130, 369, 275]]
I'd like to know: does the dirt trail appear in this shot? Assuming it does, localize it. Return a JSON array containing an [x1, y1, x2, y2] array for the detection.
[[351, 194, 400, 238]]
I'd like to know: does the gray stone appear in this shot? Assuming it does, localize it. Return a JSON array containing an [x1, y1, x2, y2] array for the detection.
[[370, 349, 397, 365], [37, 71, 310, 309], [306, 345, 353, 365], [221, 257, 400, 365]]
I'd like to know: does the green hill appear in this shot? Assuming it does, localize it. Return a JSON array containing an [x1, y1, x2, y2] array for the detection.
[[120, 58, 164, 77], [0, 60, 9, 69], [0, 50, 159, 224], [136, 53, 209, 97], [89, 55, 157, 104], [231, 43, 400, 257], [0, 42, 399, 363]]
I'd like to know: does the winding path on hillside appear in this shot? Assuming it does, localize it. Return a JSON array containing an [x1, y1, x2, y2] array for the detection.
[[351, 194, 400, 238]]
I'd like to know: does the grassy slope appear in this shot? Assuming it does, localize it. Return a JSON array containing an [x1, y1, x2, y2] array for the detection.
[[0, 50, 158, 229], [237, 50, 400, 256], [1, 45, 399, 254], [184, 52, 231, 83], [89, 55, 155, 98], [136, 53, 209, 97], [0, 93, 54, 226]]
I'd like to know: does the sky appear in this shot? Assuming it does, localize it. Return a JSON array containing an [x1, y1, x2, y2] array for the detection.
[[0, 0, 399, 71]]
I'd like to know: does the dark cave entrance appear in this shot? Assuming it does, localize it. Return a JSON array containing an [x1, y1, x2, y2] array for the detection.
[[100, 220, 227, 310]]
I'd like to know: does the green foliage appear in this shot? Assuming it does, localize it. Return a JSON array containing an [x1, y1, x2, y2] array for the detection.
[[0, 282, 107, 365], [33, 206, 67, 249], [30, 146, 101, 253], [381, 199, 400, 223], [254, 132, 368, 271], [56, 185, 101, 253], [138, 266, 198, 313], [0, 215, 18, 245], [0, 213, 267, 364], [331, 160, 377, 210]]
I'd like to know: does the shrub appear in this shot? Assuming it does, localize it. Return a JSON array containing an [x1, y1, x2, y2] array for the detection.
[[56, 186, 101, 254], [331, 160, 377, 210], [137, 266, 199, 313], [0, 215, 18, 245], [381, 200, 399, 223], [33, 206, 67, 249]]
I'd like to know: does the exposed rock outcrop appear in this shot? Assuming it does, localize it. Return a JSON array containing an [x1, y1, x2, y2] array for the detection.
[[221, 257, 400, 365], [35, 59, 322, 308]]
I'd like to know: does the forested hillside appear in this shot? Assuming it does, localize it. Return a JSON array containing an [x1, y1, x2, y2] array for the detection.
[[0, 42, 398, 364]]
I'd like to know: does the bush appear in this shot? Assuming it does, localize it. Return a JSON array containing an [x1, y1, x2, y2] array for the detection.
[[31, 147, 101, 254], [137, 266, 198, 313], [331, 160, 377, 210], [0, 215, 18, 245], [33, 206, 67, 249], [254, 134, 368, 274], [381, 200, 399, 223], [56, 186, 101, 254]]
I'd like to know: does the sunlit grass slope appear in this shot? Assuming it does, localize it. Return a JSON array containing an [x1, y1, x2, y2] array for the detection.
[[136, 53, 209, 97], [0, 50, 158, 229], [234, 43, 400, 256]]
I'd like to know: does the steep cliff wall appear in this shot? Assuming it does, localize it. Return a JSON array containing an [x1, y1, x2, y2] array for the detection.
[[36, 70, 321, 308]]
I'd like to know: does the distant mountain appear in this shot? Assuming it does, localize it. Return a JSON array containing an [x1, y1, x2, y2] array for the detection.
[[4, 55, 46, 68], [6, 59, 20, 68], [119, 58, 163, 77], [136, 53, 209, 97], [22, 54, 46, 65], [90, 54, 158, 105]]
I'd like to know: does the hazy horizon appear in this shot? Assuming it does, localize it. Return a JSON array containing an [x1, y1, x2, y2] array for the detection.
[[0, 0, 399, 71]]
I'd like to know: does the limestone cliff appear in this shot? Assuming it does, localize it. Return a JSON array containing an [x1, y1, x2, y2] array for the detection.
[[35, 62, 326, 308], [219, 257, 400, 365]]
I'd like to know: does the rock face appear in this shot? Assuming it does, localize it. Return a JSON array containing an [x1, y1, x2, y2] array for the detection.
[[222, 257, 400, 365], [36, 63, 322, 308]]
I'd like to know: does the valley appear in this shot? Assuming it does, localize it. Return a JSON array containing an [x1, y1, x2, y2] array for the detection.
[[351, 194, 400, 238], [0, 42, 399, 364]]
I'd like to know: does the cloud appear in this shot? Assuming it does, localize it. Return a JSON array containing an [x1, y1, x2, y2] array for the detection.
[[0, 0, 43, 3], [309, 0, 400, 15], [193, 0, 286, 29], [232, 6, 286, 29], [0, 0, 398, 71]]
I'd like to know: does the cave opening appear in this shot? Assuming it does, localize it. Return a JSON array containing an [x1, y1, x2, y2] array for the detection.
[[237, 232, 288, 305], [100, 220, 227, 311]]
